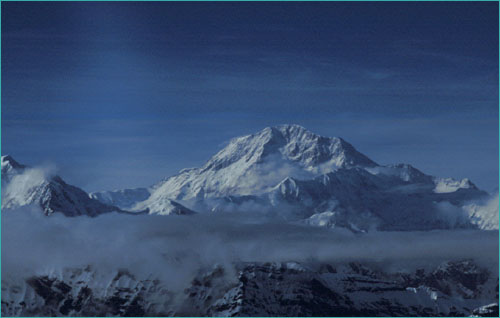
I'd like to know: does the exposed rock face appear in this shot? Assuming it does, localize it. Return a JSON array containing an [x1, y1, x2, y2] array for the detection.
[[2, 260, 497, 317]]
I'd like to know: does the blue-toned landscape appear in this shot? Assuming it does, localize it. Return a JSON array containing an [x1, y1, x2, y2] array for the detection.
[[1, 2, 498, 317]]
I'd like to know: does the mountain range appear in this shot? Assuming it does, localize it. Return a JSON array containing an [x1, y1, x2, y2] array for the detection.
[[91, 124, 494, 231], [2, 124, 497, 231], [2, 124, 498, 317]]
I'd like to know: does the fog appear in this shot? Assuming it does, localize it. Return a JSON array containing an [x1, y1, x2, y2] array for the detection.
[[2, 206, 498, 292]]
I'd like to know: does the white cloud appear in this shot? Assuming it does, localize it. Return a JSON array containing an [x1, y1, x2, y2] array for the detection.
[[2, 207, 498, 294]]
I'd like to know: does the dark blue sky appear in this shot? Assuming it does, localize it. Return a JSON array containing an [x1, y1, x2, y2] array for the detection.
[[2, 2, 498, 192]]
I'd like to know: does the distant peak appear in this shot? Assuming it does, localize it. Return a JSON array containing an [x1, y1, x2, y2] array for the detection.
[[202, 124, 377, 174], [1, 155, 24, 169], [1, 155, 27, 180], [2, 155, 15, 163]]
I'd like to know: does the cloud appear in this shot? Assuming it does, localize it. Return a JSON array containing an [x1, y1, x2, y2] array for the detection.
[[2, 207, 498, 295], [1, 164, 58, 208], [434, 201, 471, 228], [237, 153, 315, 195]]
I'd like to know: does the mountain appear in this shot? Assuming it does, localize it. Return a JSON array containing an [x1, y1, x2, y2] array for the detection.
[[464, 194, 500, 230], [137, 124, 378, 210], [1, 155, 27, 183], [89, 188, 151, 210], [92, 125, 491, 231], [88, 189, 195, 215], [2, 260, 497, 316], [141, 198, 197, 215], [1, 155, 122, 217]]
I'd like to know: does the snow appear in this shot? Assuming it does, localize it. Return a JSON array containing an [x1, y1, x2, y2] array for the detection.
[[77, 124, 492, 231], [464, 194, 499, 230], [305, 211, 338, 228], [1, 157, 122, 217], [1, 126, 498, 316], [3, 125, 494, 231], [1, 155, 27, 184], [89, 187, 151, 210], [434, 177, 475, 193], [131, 125, 379, 213], [145, 198, 196, 216]]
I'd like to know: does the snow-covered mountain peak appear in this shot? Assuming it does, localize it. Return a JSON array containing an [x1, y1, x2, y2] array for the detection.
[[1, 155, 26, 175], [1, 155, 28, 185], [274, 124, 377, 168], [87, 125, 492, 231], [1, 157, 124, 217], [139, 125, 381, 206], [202, 125, 377, 174], [1, 154, 18, 166], [434, 177, 478, 193], [200, 126, 285, 172]]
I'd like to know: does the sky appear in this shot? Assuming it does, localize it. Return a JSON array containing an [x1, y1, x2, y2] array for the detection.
[[1, 2, 498, 192]]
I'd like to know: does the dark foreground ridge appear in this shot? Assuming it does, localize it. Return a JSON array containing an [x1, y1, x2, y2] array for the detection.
[[2, 260, 498, 317]]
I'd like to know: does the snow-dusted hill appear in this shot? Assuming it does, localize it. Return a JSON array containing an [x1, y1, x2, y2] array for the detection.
[[91, 125, 493, 231], [1, 155, 122, 217]]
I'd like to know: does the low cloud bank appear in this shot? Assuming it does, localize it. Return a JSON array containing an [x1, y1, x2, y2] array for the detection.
[[2, 206, 498, 291]]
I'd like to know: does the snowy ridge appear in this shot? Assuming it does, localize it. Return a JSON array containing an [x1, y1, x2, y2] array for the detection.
[[434, 177, 477, 193], [4, 125, 496, 230], [88, 125, 494, 231], [89, 188, 151, 210], [1, 156, 123, 217], [133, 124, 378, 214], [1, 155, 27, 184], [145, 198, 197, 216]]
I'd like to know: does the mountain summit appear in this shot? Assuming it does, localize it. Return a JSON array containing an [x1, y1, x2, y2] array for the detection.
[[4, 127, 491, 230], [131, 125, 379, 212], [1, 155, 27, 183], [90, 125, 493, 231], [203, 124, 377, 174], [1, 155, 123, 217]]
